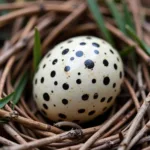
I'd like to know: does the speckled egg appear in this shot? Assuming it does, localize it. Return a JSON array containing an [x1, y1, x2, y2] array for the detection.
[[33, 36, 124, 123]]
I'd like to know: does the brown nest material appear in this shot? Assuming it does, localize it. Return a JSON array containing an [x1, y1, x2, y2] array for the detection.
[[0, 0, 150, 150]]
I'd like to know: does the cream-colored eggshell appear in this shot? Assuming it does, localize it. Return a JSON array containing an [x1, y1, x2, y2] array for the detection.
[[33, 36, 124, 123]]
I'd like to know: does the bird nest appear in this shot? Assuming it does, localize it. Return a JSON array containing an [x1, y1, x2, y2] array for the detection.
[[0, 0, 150, 150]]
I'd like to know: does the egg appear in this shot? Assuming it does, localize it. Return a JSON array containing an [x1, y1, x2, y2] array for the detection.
[[33, 36, 124, 123]]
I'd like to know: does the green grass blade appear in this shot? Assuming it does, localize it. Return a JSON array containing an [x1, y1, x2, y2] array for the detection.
[[126, 25, 150, 55], [122, 1, 135, 31], [87, 0, 114, 46], [106, 0, 126, 34], [120, 46, 135, 57], [12, 72, 28, 105], [33, 28, 42, 72], [0, 92, 15, 109]]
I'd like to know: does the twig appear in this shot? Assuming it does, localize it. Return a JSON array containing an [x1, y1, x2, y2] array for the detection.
[[118, 93, 150, 150], [2, 129, 83, 150], [79, 98, 133, 150], [42, 2, 87, 51], [0, 109, 63, 134], [102, 108, 136, 138], [0, 13, 55, 66], [2, 124, 26, 144], [0, 56, 15, 96], [0, 136, 18, 146], [54, 121, 82, 129]]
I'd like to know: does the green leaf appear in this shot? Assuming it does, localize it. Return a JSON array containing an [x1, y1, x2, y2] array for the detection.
[[33, 28, 41, 72], [126, 25, 150, 55], [122, 1, 135, 31], [120, 46, 135, 57], [106, 0, 126, 34], [12, 72, 28, 105], [0, 92, 15, 109], [87, 0, 114, 46]]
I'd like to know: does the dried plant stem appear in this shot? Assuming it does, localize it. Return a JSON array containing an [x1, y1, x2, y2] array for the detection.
[[0, 136, 18, 146], [0, 1, 65, 10], [2, 129, 83, 150], [0, 109, 62, 134], [54, 121, 82, 129], [102, 108, 136, 138], [143, 63, 150, 91], [118, 93, 150, 150], [105, 23, 150, 65], [20, 16, 37, 38], [0, 14, 55, 66], [79, 99, 133, 150], [42, 2, 87, 51], [2, 124, 26, 144], [137, 65, 146, 100], [0, 3, 72, 26], [124, 78, 140, 111], [0, 56, 15, 96], [127, 119, 150, 150]]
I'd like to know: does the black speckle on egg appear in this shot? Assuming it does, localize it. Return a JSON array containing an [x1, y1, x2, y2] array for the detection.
[[50, 71, 56, 78], [78, 109, 85, 113], [114, 64, 118, 70], [46, 53, 51, 58], [80, 42, 86, 45], [110, 49, 114, 54], [76, 79, 81, 84], [76, 51, 83, 57], [103, 77, 110, 85], [84, 59, 94, 69], [92, 79, 96, 84], [82, 94, 89, 101], [113, 83, 116, 88], [107, 96, 113, 103], [62, 49, 69, 55], [70, 57, 74, 61], [62, 99, 68, 105], [88, 110, 95, 115], [64, 66, 70, 72], [67, 40, 72, 43], [53, 104, 56, 107], [94, 50, 99, 54], [41, 77, 44, 83], [52, 59, 58, 65], [35, 94, 37, 99], [101, 97, 106, 102], [103, 59, 109, 66], [92, 42, 100, 47], [43, 93, 50, 101], [43, 103, 48, 109], [54, 81, 58, 86], [117, 57, 120, 62], [43, 64, 46, 68], [93, 93, 98, 99], [35, 79, 37, 84], [62, 83, 69, 90], [58, 113, 67, 119], [78, 72, 81, 75], [86, 36, 92, 39]]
